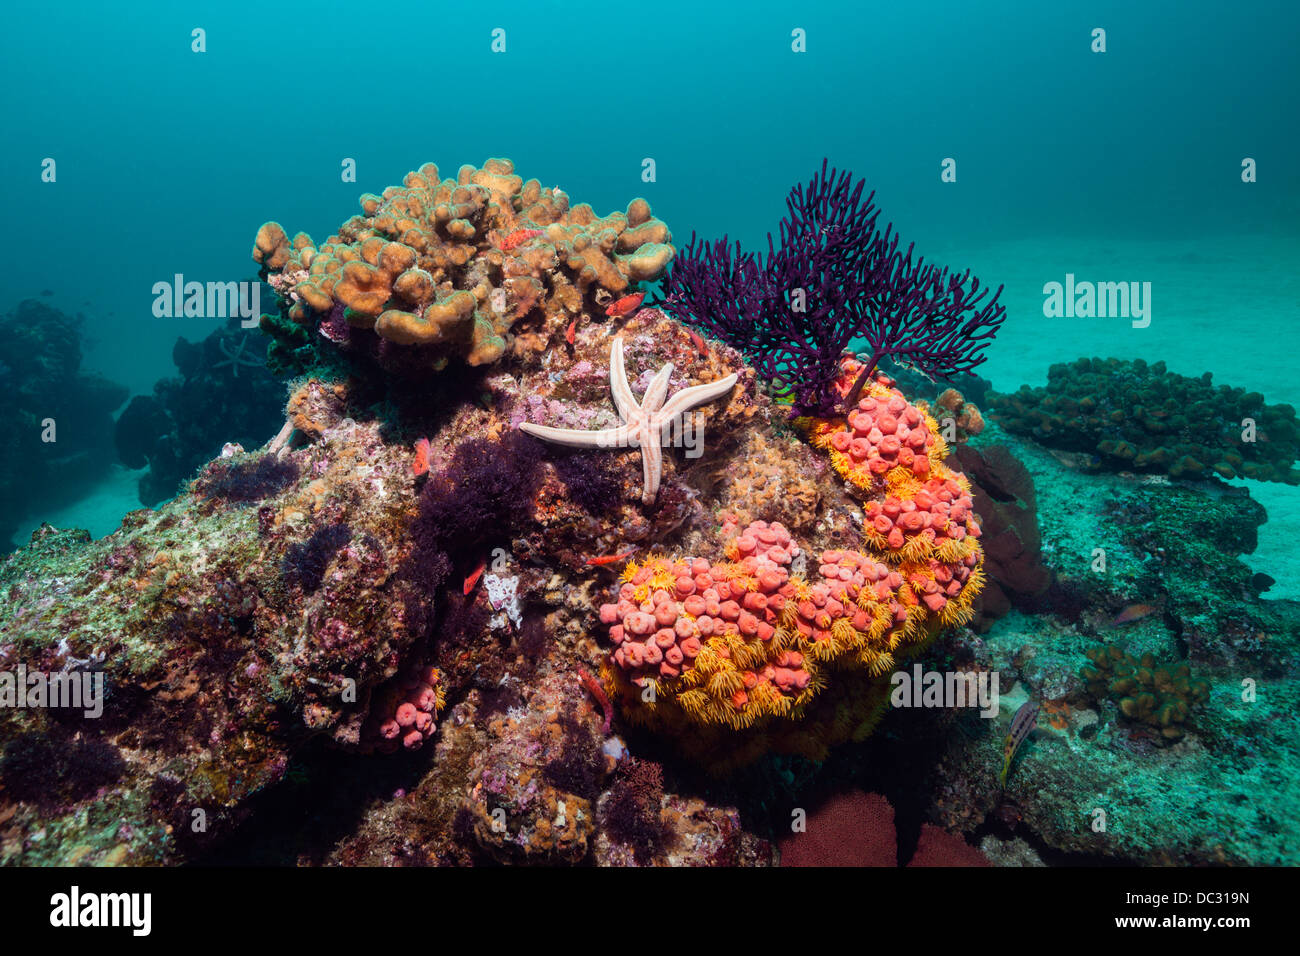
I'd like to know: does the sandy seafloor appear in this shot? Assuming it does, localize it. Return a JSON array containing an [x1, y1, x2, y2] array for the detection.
[[13, 232, 1300, 600]]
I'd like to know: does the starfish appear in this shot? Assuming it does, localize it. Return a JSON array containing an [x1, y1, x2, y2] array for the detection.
[[213, 335, 264, 379], [520, 336, 737, 505]]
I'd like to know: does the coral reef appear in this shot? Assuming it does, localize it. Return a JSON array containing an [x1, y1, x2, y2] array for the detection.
[[0, 406, 434, 864], [0, 305, 789, 864], [7, 141, 1298, 871], [661, 159, 1005, 414], [254, 158, 673, 374], [988, 357, 1300, 484], [1080, 645, 1210, 743], [114, 319, 285, 506], [0, 299, 128, 547]]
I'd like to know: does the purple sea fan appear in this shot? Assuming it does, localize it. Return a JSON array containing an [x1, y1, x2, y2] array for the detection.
[[661, 159, 1006, 415]]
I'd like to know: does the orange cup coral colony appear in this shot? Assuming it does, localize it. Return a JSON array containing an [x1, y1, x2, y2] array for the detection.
[[596, 359, 984, 759]]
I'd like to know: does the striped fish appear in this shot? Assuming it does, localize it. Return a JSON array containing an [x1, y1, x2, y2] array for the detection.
[[999, 701, 1040, 786]]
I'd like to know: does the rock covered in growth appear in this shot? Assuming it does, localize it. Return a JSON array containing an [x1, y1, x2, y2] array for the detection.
[[950, 443, 1051, 628], [988, 357, 1300, 484], [0, 397, 441, 865], [254, 158, 674, 370], [460, 669, 607, 865]]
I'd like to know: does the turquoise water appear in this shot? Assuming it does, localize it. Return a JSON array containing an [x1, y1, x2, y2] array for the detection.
[[1, 1, 1296, 586]]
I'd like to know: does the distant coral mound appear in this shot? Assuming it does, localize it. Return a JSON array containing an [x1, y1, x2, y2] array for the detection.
[[989, 357, 1300, 484], [114, 319, 285, 506], [0, 299, 127, 547]]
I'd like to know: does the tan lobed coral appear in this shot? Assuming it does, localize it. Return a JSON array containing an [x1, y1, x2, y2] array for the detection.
[[253, 158, 674, 367]]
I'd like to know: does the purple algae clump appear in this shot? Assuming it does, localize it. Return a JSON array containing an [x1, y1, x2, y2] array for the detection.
[[409, 431, 543, 559], [196, 454, 300, 503], [552, 450, 624, 515], [401, 431, 544, 626], [282, 524, 353, 594]]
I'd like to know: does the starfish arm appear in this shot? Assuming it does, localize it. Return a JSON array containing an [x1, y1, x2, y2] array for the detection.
[[656, 373, 739, 422], [609, 337, 637, 421], [640, 437, 662, 505], [640, 362, 675, 415], [519, 422, 631, 449]]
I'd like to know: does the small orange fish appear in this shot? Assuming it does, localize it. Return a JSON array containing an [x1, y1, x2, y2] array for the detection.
[[605, 292, 645, 318], [463, 557, 487, 595], [585, 548, 637, 567], [576, 666, 613, 734], [687, 329, 707, 357], [565, 319, 577, 346], [500, 228, 542, 251], [1113, 603, 1157, 625], [412, 437, 431, 476]]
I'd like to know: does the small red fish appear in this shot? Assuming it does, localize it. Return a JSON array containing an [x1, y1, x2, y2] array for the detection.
[[500, 228, 542, 251], [687, 329, 707, 357], [605, 292, 645, 318], [463, 557, 487, 595], [585, 548, 637, 567], [576, 666, 613, 734], [1113, 603, 1157, 625], [565, 318, 577, 346], [412, 437, 431, 476]]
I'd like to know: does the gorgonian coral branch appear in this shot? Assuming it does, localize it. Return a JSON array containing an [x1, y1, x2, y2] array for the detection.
[[661, 233, 773, 356], [660, 159, 1006, 415]]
